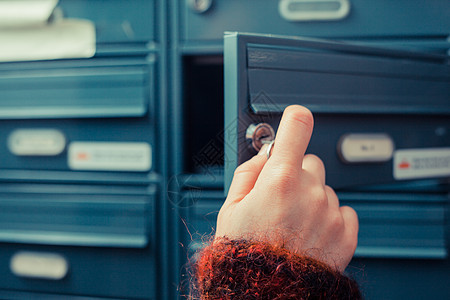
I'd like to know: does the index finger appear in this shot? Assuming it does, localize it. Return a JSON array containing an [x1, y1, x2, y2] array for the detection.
[[269, 105, 314, 169]]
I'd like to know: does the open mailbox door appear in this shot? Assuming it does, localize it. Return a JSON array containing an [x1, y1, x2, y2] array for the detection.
[[224, 32, 450, 191]]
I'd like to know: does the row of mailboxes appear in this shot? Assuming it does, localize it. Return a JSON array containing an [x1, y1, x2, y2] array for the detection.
[[0, 0, 449, 299], [181, 0, 450, 46], [0, 1, 162, 299]]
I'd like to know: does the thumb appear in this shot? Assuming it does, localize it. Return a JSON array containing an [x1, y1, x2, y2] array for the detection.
[[226, 144, 269, 203]]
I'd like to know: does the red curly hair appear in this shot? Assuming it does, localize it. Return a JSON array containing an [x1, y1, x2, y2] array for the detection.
[[191, 238, 362, 300]]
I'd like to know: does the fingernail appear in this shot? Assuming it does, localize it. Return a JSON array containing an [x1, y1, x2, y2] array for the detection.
[[258, 144, 269, 156]]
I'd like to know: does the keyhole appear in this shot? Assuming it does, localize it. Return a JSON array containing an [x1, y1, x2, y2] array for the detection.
[[246, 123, 275, 151]]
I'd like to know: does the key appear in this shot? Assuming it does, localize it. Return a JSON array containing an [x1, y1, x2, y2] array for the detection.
[[246, 123, 275, 152]]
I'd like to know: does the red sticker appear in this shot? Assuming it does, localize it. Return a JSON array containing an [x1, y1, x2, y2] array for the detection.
[[398, 161, 410, 169]]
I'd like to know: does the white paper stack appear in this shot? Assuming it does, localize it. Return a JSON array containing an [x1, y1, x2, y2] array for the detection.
[[0, 0, 96, 62]]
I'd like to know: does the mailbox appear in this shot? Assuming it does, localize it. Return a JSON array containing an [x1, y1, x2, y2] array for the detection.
[[224, 32, 450, 190]]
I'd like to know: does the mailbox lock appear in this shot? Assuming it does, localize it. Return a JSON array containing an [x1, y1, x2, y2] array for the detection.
[[188, 0, 213, 13], [246, 123, 275, 152]]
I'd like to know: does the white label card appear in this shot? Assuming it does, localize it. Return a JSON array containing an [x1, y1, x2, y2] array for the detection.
[[68, 142, 152, 172], [394, 148, 450, 180]]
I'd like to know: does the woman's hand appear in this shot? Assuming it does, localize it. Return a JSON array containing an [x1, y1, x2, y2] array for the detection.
[[216, 105, 359, 272]]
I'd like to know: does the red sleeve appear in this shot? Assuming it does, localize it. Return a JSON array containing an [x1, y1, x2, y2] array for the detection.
[[192, 237, 362, 300]]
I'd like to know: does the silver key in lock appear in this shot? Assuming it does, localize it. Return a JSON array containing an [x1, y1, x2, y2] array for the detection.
[[246, 123, 275, 152]]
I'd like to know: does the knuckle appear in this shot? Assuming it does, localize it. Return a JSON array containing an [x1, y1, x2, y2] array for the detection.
[[342, 230, 358, 256], [309, 186, 328, 211], [233, 162, 249, 176], [233, 161, 255, 177], [216, 204, 229, 222], [349, 234, 358, 253], [305, 154, 324, 168], [341, 206, 359, 229], [268, 167, 299, 196], [216, 207, 224, 223], [324, 185, 336, 197], [329, 211, 345, 229]]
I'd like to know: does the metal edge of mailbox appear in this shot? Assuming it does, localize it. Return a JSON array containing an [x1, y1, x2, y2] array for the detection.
[[224, 32, 239, 195]]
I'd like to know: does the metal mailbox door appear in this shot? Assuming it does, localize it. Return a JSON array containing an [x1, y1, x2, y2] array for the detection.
[[224, 32, 450, 191]]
